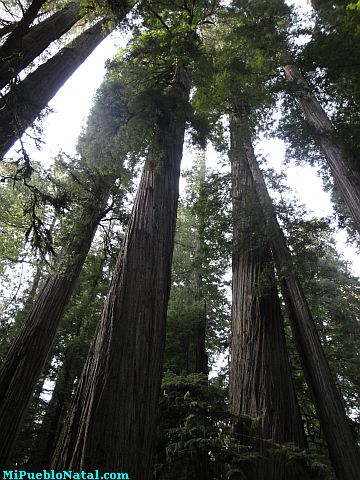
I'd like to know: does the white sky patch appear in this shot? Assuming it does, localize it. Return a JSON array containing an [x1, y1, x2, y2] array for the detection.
[[260, 138, 360, 273], [34, 34, 119, 163]]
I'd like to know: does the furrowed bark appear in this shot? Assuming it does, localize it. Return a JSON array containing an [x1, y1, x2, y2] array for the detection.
[[0, 20, 109, 159], [52, 68, 191, 480], [0, 3, 82, 90], [281, 51, 360, 235], [0, 178, 112, 467], [229, 108, 307, 480], [245, 128, 360, 480]]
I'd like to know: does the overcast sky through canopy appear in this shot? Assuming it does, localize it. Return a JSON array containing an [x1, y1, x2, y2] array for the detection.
[[8, 0, 360, 274]]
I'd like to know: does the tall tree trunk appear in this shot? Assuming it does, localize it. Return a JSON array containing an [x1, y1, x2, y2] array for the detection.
[[189, 153, 209, 480], [8, 359, 52, 467], [191, 234, 208, 375], [229, 107, 307, 480], [52, 68, 191, 480], [0, 177, 112, 467], [280, 50, 360, 234], [0, 0, 47, 51], [0, 3, 82, 90], [244, 126, 360, 480], [0, 20, 109, 159], [0, 258, 44, 359], [191, 153, 208, 376], [28, 251, 108, 468], [29, 354, 79, 468]]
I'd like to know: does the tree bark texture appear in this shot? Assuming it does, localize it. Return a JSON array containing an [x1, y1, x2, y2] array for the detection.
[[27, 252, 107, 469], [52, 69, 191, 480], [229, 109, 307, 480], [0, 180, 111, 467], [281, 53, 360, 235], [0, 3, 82, 90], [244, 126, 360, 480], [0, 21, 108, 159]]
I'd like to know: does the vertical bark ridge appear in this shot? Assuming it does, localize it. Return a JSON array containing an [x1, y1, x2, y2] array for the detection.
[[229, 108, 307, 480], [52, 68, 191, 480]]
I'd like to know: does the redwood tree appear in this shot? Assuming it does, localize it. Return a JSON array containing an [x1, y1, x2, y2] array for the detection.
[[51, 4, 210, 475], [280, 50, 360, 235], [0, 21, 108, 158], [0, 174, 115, 467], [244, 120, 360, 480], [0, 0, 47, 51], [0, 70, 129, 466], [229, 106, 307, 480], [0, 2, 82, 90], [52, 67, 192, 479], [0, 0, 134, 159]]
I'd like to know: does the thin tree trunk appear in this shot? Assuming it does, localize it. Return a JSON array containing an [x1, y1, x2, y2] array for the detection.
[[189, 154, 210, 480], [0, 0, 47, 51], [20, 260, 43, 314], [0, 3, 82, 90], [8, 358, 52, 467], [28, 252, 107, 468], [229, 108, 307, 480], [244, 125, 360, 480], [52, 68, 191, 480], [0, 178, 112, 467], [191, 235, 208, 375], [0, 257, 47, 364], [280, 50, 360, 235], [191, 153, 208, 376], [30, 355, 78, 468], [0, 20, 109, 158]]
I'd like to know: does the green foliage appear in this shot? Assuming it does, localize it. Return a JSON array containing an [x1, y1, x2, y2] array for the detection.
[[347, 0, 360, 9], [190, 0, 291, 149], [154, 372, 252, 480], [166, 154, 231, 372], [154, 372, 333, 479], [271, 187, 360, 442], [2, 0, 360, 475], [77, 64, 130, 174]]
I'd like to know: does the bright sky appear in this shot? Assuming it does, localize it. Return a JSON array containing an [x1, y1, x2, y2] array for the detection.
[[7, 1, 360, 276]]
